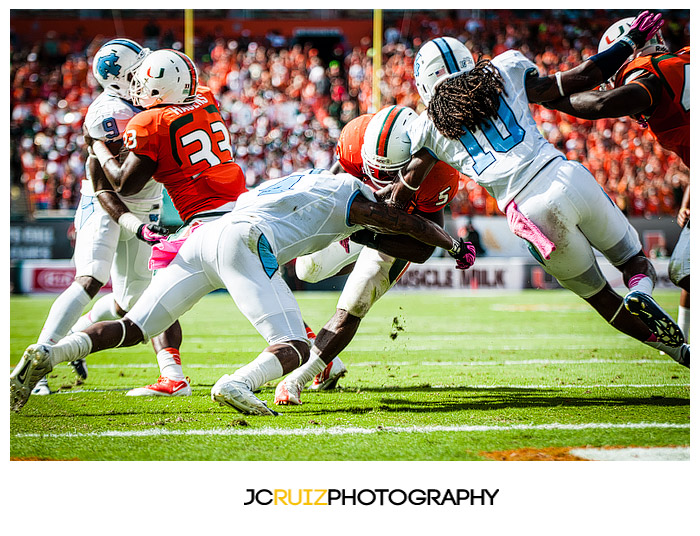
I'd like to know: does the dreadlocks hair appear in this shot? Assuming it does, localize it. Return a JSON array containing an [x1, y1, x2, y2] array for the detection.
[[427, 57, 505, 139]]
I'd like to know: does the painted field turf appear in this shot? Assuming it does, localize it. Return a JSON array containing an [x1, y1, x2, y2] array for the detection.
[[9, 290, 689, 461]]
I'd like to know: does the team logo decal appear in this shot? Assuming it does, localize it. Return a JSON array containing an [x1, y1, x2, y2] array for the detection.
[[147, 66, 165, 78], [96, 52, 121, 80]]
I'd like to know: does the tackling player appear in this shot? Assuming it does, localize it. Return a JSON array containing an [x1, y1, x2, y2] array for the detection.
[[84, 48, 248, 394], [28, 39, 181, 396], [10, 169, 477, 414], [544, 17, 690, 340], [387, 32, 689, 368], [275, 105, 461, 405]]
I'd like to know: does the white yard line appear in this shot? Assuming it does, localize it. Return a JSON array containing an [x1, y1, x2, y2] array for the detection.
[[73, 358, 674, 369], [49, 382, 689, 395], [14, 421, 689, 439]]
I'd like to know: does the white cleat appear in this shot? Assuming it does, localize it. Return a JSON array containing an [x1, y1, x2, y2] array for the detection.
[[211, 375, 279, 416], [309, 356, 348, 390], [275, 378, 303, 406], [31, 377, 52, 396], [10, 344, 54, 412]]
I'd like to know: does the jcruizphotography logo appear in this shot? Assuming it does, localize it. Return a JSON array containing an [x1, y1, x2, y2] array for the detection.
[[244, 488, 499, 506]]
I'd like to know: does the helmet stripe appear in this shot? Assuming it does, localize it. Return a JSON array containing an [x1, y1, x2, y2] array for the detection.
[[433, 37, 459, 74], [105, 38, 142, 53], [170, 49, 197, 99], [376, 106, 404, 158]]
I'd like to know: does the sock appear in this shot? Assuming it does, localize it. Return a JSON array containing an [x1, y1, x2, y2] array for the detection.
[[157, 347, 185, 381], [677, 306, 690, 342], [306, 326, 317, 341], [643, 338, 687, 363], [231, 351, 284, 391], [627, 274, 654, 296], [284, 349, 327, 387], [70, 294, 119, 333], [50, 332, 93, 367], [38, 282, 92, 345]]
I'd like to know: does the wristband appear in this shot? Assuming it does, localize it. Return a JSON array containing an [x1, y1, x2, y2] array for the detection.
[[398, 171, 420, 192], [117, 212, 143, 234], [555, 71, 565, 97]]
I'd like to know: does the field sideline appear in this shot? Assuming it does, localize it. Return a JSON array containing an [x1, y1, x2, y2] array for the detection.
[[9, 289, 690, 461]]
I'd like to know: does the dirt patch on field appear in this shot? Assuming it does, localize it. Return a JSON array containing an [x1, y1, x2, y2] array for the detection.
[[480, 447, 587, 461]]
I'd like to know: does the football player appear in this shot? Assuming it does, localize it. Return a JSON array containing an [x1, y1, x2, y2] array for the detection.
[[29, 38, 184, 396], [387, 31, 689, 368], [10, 169, 476, 414], [81, 48, 249, 395], [544, 16, 690, 340], [275, 105, 460, 405]]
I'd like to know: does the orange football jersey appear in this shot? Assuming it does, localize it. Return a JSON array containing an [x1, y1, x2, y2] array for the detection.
[[616, 47, 690, 166], [123, 86, 247, 222], [336, 113, 460, 213]]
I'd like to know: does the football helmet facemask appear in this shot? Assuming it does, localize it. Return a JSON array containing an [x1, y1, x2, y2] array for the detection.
[[414, 36, 476, 107], [360, 105, 418, 189], [92, 38, 150, 99], [598, 17, 669, 88], [130, 49, 199, 108]]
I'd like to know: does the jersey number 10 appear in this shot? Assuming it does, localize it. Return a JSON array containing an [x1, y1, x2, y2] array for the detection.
[[458, 96, 525, 175]]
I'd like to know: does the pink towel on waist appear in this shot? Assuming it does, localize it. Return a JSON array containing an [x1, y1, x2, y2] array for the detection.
[[148, 222, 202, 270], [505, 200, 556, 260]]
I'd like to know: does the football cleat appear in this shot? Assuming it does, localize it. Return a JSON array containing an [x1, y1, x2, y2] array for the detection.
[[624, 291, 685, 347], [674, 344, 690, 368], [70, 358, 88, 380], [10, 344, 54, 411], [126, 376, 192, 396], [211, 375, 279, 416], [309, 357, 348, 391], [274, 378, 303, 406], [31, 377, 52, 396]]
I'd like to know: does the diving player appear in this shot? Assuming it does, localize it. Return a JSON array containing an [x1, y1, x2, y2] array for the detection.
[[10, 169, 477, 414], [388, 33, 689, 368], [545, 16, 690, 340]]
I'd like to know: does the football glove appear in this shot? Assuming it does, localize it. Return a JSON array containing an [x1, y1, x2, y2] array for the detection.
[[136, 223, 170, 245], [448, 238, 477, 270], [627, 11, 664, 49]]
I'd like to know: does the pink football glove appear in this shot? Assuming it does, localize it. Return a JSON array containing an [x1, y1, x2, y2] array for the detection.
[[627, 11, 664, 49], [448, 238, 477, 270], [136, 223, 170, 245]]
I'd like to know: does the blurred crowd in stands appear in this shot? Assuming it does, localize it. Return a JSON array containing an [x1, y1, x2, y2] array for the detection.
[[10, 11, 690, 220]]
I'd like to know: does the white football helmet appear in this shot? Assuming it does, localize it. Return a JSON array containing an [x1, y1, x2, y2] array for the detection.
[[414, 36, 476, 107], [360, 105, 418, 188], [598, 18, 668, 89], [130, 49, 199, 108], [599, 17, 669, 59], [92, 38, 150, 99]]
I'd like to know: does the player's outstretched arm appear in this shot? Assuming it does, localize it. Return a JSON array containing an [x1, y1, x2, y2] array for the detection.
[[544, 78, 657, 120], [527, 10, 663, 104], [348, 195, 476, 269]]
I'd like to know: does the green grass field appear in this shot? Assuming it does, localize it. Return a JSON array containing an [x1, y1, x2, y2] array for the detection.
[[9, 290, 690, 461]]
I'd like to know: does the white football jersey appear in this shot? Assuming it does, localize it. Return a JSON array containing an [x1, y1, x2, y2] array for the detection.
[[408, 50, 564, 211], [82, 92, 162, 212], [226, 169, 376, 265]]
